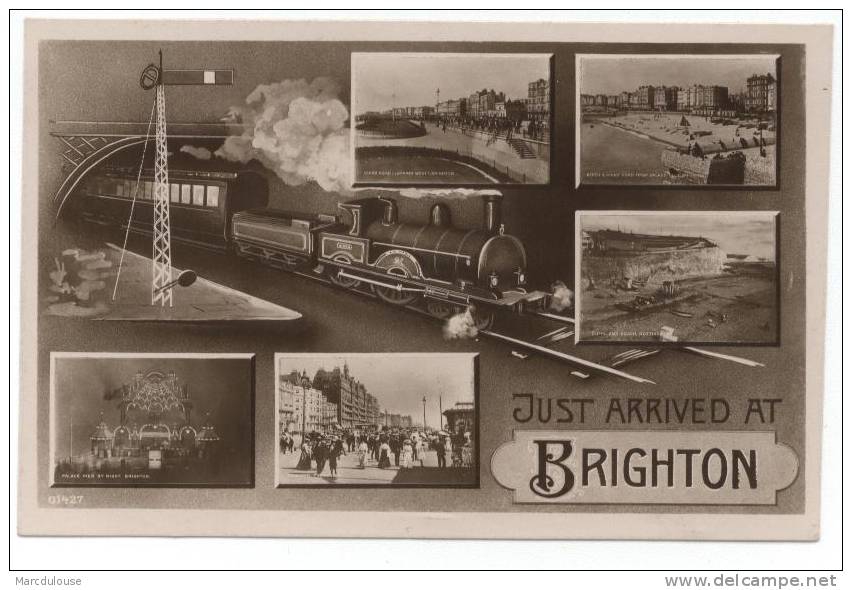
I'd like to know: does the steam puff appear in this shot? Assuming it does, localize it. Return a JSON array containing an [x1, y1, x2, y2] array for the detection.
[[443, 308, 479, 340], [215, 78, 351, 194], [549, 281, 573, 312], [180, 145, 213, 160]]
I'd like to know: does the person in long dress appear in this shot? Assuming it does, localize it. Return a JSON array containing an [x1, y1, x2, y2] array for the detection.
[[410, 431, 419, 462], [401, 439, 413, 469], [296, 440, 312, 471], [444, 436, 455, 467], [328, 437, 344, 479], [462, 442, 472, 468], [314, 440, 328, 477], [435, 436, 447, 468], [378, 441, 391, 469], [357, 440, 368, 469]]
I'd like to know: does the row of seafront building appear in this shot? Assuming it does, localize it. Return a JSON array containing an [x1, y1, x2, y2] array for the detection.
[[581, 73, 776, 115], [359, 78, 550, 125], [279, 363, 413, 434]]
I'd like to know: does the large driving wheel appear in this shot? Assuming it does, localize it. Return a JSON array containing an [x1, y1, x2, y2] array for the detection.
[[370, 250, 423, 306], [426, 299, 458, 320], [327, 256, 361, 289], [371, 267, 420, 306], [473, 310, 495, 331]]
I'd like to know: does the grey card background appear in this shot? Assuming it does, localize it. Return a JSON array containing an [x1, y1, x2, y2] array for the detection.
[[34, 39, 805, 515]]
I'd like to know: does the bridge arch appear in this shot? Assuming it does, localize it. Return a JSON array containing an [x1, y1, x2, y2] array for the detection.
[[52, 136, 153, 220]]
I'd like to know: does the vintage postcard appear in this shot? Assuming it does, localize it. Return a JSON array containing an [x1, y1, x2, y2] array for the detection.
[[352, 52, 552, 185], [575, 211, 779, 344], [275, 353, 478, 487], [49, 353, 255, 487], [16, 19, 831, 541], [577, 54, 780, 187]]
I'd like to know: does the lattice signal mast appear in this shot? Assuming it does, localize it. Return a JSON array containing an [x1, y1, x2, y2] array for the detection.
[[139, 51, 234, 306], [151, 61, 173, 306]]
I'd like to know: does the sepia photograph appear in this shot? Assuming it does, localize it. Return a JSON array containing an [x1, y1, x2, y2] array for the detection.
[[352, 53, 551, 185], [577, 54, 779, 187], [49, 353, 255, 487], [576, 211, 779, 344], [275, 353, 478, 487]]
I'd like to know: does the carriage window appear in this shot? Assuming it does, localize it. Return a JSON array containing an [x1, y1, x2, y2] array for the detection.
[[192, 185, 205, 207], [206, 185, 220, 208], [114, 180, 124, 197], [170, 183, 180, 203], [125, 180, 135, 199], [181, 184, 191, 204], [143, 181, 154, 200]]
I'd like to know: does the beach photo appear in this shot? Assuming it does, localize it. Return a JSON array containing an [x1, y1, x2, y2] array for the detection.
[[576, 211, 779, 344], [49, 353, 255, 487], [275, 353, 478, 487], [577, 55, 779, 187], [352, 53, 551, 185]]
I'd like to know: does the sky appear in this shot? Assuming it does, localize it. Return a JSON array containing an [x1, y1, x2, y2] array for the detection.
[[51, 356, 254, 461], [579, 55, 779, 96], [41, 41, 353, 124], [581, 212, 778, 260], [352, 53, 551, 114], [278, 354, 476, 427]]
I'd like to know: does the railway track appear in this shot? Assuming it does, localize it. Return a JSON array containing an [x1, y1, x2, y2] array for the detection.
[[277, 262, 762, 385], [102, 223, 764, 385]]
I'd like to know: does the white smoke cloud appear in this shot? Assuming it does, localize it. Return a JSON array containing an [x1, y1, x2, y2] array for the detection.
[[549, 280, 573, 312], [443, 307, 479, 340], [215, 78, 352, 194], [180, 145, 213, 160]]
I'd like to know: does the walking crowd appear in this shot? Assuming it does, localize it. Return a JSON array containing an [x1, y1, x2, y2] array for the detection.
[[280, 428, 474, 479], [432, 116, 549, 144]]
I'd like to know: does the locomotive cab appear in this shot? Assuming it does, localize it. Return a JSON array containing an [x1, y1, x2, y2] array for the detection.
[[478, 228, 528, 292], [337, 198, 386, 237]]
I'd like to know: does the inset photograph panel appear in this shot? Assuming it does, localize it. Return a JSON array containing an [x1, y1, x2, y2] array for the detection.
[[275, 353, 478, 488], [50, 353, 255, 487], [352, 53, 552, 186], [576, 211, 779, 345], [577, 54, 779, 187]]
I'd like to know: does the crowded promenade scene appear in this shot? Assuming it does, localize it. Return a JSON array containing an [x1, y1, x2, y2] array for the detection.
[[275, 354, 477, 486], [578, 55, 778, 185], [352, 52, 551, 185]]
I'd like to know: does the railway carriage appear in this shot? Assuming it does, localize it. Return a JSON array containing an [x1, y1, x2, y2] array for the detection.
[[76, 165, 269, 250]]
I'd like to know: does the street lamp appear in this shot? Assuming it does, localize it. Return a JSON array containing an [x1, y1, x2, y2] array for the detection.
[[422, 396, 427, 431]]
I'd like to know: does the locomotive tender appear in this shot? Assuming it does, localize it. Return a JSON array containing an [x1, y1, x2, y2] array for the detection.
[[76, 165, 548, 327]]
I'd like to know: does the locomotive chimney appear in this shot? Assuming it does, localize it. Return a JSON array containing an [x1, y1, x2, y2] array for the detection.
[[381, 198, 398, 225], [429, 203, 452, 227], [483, 194, 503, 234]]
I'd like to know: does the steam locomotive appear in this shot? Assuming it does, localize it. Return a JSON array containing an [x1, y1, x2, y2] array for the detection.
[[74, 165, 547, 327]]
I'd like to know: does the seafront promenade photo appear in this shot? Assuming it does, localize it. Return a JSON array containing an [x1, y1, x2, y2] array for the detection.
[[352, 53, 551, 185], [578, 55, 779, 186]]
